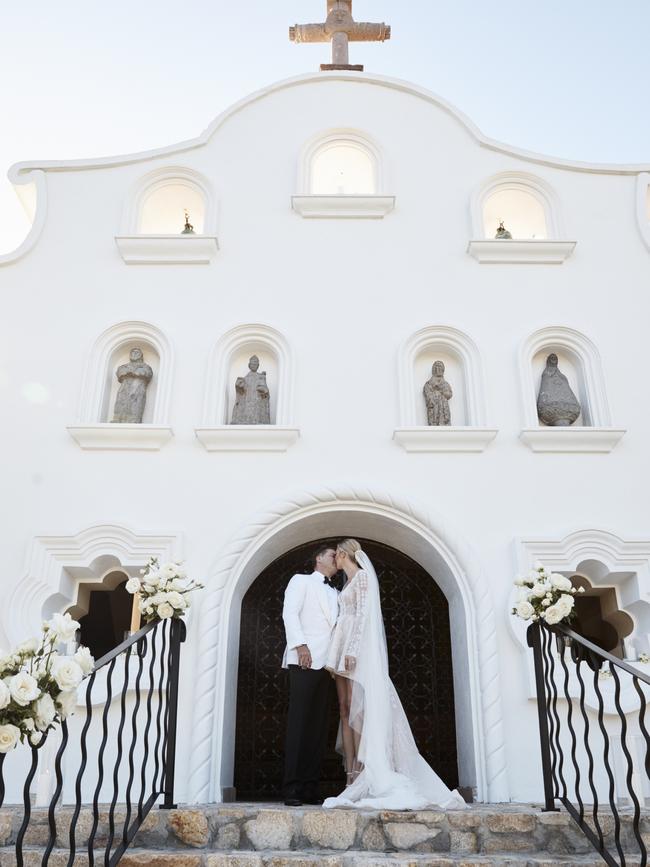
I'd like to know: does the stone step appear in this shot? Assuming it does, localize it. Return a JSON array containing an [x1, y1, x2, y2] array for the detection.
[[0, 850, 614, 867], [1, 803, 646, 864]]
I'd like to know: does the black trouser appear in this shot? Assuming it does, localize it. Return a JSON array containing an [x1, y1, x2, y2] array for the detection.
[[283, 665, 330, 798]]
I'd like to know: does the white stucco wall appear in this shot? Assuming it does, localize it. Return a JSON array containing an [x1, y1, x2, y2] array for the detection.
[[1, 72, 650, 805]]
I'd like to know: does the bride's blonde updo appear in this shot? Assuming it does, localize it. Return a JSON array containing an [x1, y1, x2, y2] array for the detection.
[[337, 538, 363, 563]]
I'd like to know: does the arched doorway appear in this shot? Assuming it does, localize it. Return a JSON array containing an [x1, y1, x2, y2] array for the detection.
[[234, 538, 458, 801]]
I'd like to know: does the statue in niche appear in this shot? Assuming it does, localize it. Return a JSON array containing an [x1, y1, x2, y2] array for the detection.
[[537, 353, 581, 426], [111, 348, 153, 424], [230, 355, 271, 425], [495, 221, 512, 239], [423, 360, 453, 426]]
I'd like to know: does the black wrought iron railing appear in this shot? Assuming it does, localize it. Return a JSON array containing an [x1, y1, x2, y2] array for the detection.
[[529, 620, 650, 867], [0, 616, 186, 866]]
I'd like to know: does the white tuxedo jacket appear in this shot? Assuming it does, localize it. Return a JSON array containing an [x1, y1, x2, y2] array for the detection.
[[282, 570, 339, 670]]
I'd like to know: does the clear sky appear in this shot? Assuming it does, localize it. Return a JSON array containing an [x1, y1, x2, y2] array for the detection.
[[1, 0, 649, 254]]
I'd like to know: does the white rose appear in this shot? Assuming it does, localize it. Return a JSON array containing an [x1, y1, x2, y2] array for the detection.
[[515, 600, 535, 620], [9, 671, 40, 706], [0, 680, 10, 710], [143, 570, 161, 587], [542, 598, 551, 607], [125, 577, 141, 594], [556, 594, 575, 616], [157, 602, 174, 619], [51, 657, 83, 692], [22, 717, 35, 731], [169, 578, 186, 592], [543, 603, 564, 625], [578, 587, 586, 593], [34, 693, 56, 730], [48, 612, 80, 644], [161, 564, 177, 580], [514, 578, 525, 587], [550, 573, 573, 592], [30, 731, 43, 745], [0, 724, 20, 753], [57, 689, 77, 719], [166, 591, 186, 610], [73, 646, 95, 676], [531, 582, 549, 599], [533, 560, 545, 571]]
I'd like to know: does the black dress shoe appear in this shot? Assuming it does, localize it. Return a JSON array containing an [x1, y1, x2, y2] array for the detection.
[[284, 797, 303, 806], [302, 797, 323, 805]]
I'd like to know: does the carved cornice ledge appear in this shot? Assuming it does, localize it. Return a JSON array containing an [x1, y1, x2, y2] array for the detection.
[[467, 239, 576, 264], [67, 424, 174, 450], [115, 235, 219, 264], [393, 427, 498, 453], [194, 426, 300, 452], [519, 427, 626, 453], [292, 195, 395, 219]]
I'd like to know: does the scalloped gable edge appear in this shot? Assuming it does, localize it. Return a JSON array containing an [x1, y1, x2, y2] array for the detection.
[[8, 72, 650, 181]]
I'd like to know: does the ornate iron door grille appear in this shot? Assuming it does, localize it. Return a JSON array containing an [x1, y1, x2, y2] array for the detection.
[[234, 539, 458, 800]]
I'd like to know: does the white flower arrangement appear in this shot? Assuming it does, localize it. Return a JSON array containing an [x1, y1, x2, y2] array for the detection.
[[0, 613, 94, 753], [638, 653, 650, 665], [512, 561, 585, 625], [127, 558, 204, 624]]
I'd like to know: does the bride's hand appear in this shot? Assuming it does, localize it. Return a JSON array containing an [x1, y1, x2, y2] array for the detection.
[[345, 655, 356, 672]]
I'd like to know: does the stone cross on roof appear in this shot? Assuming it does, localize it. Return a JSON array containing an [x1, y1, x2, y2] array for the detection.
[[289, 1, 391, 72]]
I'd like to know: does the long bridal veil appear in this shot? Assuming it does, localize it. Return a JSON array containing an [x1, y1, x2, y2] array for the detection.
[[323, 549, 466, 810]]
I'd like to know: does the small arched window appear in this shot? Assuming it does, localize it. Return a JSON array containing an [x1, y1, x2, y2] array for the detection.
[[138, 180, 206, 234], [482, 187, 548, 240]]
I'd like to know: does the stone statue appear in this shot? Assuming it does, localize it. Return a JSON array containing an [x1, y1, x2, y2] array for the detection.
[[111, 348, 153, 424], [537, 353, 581, 426], [495, 221, 512, 239], [231, 355, 271, 425], [423, 360, 453, 426]]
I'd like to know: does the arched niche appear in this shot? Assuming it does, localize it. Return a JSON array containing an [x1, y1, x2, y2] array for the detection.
[[467, 173, 575, 264], [292, 130, 394, 219], [636, 172, 650, 252], [394, 326, 497, 453], [67, 322, 174, 451], [100, 339, 160, 424], [195, 324, 299, 452], [519, 326, 625, 452], [116, 167, 219, 264], [75, 569, 134, 660], [473, 173, 560, 240]]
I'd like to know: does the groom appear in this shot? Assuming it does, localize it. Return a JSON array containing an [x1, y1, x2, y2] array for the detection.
[[281, 545, 339, 806]]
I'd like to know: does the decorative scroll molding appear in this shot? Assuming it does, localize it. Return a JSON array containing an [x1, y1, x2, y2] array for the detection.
[[6, 524, 181, 644], [187, 484, 509, 804], [511, 529, 650, 715]]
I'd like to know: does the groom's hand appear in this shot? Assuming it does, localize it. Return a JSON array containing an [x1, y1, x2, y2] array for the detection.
[[296, 644, 312, 669]]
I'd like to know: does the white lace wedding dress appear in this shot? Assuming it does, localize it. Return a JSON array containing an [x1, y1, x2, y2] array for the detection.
[[323, 551, 466, 811]]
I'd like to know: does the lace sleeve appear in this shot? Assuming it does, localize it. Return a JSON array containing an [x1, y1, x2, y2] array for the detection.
[[345, 570, 368, 658]]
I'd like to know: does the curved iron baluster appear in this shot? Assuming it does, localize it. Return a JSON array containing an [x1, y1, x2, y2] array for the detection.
[[632, 675, 650, 791], [558, 640, 584, 823], [67, 670, 96, 865], [593, 662, 624, 865], [105, 647, 131, 864], [611, 663, 646, 865], [0, 753, 5, 809], [574, 657, 604, 851], [161, 625, 174, 796], [123, 634, 146, 847], [540, 625, 560, 797], [152, 619, 168, 796], [543, 625, 568, 799], [15, 738, 47, 867], [42, 721, 69, 864], [139, 627, 158, 820], [88, 656, 116, 864]]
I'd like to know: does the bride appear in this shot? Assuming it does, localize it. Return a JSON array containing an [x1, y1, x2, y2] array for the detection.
[[323, 538, 466, 810]]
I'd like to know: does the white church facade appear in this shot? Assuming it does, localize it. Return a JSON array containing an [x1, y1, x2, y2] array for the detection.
[[2, 63, 650, 809]]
